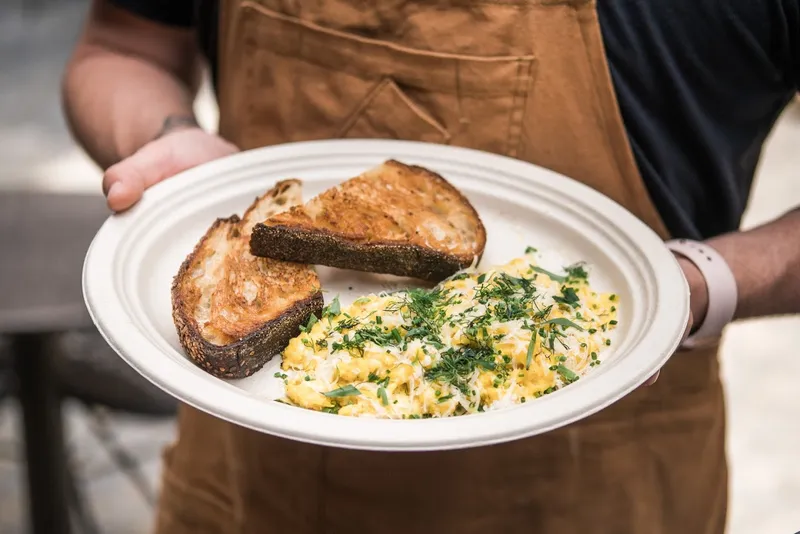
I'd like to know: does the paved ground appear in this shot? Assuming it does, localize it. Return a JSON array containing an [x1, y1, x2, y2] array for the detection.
[[1, 1, 799, 533]]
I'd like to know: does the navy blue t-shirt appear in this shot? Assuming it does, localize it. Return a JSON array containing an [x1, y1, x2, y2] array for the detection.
[[111, 0, 800, 240]]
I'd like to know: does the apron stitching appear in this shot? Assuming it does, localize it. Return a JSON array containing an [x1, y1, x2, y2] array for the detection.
[[505, 58, 525, 156], [508, 59, 535, 157], [336, 77, 390, 138]]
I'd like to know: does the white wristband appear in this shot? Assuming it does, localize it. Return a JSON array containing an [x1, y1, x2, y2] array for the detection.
[[665, 239, 738, 349]]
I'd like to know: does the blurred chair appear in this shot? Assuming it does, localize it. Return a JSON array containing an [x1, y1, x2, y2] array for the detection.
[[0, 191, 177, 534]]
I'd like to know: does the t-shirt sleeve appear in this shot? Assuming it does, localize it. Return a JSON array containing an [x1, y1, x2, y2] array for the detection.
[[109, 0, 195, 28]]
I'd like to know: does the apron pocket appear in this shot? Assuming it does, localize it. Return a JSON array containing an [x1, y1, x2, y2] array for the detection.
[[220, 2, 537, 155], [337, 77, 450, 142]]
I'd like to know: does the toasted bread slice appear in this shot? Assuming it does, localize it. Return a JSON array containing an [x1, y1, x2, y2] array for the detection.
[[171, 180, 323, 379], [249, 160, 486, 282]]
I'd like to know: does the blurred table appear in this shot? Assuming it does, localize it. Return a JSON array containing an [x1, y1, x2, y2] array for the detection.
[[0, 192, 109, 534]]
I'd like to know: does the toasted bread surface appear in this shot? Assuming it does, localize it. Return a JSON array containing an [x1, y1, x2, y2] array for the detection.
[[171, 180, 323, 379], [250, 160, 486, 281]]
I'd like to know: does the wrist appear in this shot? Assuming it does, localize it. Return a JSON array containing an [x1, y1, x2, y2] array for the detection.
[[675, 256, 708, 333], [665, 239, 738, 349], [153, 114, 201, 141]]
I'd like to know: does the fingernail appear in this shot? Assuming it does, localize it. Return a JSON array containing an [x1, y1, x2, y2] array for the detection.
[[107, 183, 123, 207]]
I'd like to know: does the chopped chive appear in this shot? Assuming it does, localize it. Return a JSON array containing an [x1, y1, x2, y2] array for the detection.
[[525, 330, 537, 369], [323, 385, 361, 398], [377, 386, 389, 405], [555, 364, 579, 383]]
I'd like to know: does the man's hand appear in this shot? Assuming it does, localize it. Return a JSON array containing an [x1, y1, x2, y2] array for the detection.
[[102, 128, 239, 212], [642, 255, 708, 386]]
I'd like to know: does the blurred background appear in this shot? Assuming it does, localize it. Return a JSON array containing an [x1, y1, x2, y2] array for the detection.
[[1, 1, 799, 533]]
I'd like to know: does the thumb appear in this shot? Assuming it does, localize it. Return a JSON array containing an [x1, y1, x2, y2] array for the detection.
[[642, 309, 694, 388], [102, 140, 178, 212]]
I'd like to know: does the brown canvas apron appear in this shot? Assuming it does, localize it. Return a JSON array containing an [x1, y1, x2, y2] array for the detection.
[[154, 1, 728, 532]]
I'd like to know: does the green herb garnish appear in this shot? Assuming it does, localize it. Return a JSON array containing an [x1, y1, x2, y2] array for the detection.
[[525, 330, 537, 369], [542, 317, 584, 331], [323, 296, 341, 318], [555, 364, 579, 384], [377, 387, 389, 405], [565, 262, 589, 281], [323, 385, 361, 398], [552, 286, 580, 308], [531, 266, 566, 283]]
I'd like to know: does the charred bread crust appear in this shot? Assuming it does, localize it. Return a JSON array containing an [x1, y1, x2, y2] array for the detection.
[[250, 160, 486, 282], [250, 224, 479, 283], [171, 289, 323, 379], [170, 186, 323, 379]]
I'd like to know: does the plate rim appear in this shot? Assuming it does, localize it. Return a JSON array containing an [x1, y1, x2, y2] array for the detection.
[[82, 138, 689, 451]]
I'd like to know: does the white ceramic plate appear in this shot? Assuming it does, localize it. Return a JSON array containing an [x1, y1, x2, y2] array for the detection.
[[83, 139, 688, 451]]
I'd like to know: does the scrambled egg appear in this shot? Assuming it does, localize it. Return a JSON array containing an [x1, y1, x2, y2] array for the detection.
[[277, 249, 619, 418]]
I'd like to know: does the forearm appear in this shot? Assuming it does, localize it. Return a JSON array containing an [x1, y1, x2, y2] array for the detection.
[[63, 48, 196, 168], [707, 207, 800, 319], [61, 1, 202, 169]]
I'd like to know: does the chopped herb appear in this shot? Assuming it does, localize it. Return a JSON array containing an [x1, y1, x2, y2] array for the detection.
[[555, 364, 579, 384], [605, 339, 612, 346], [377, 387, 389, 405], [531, 265, 566, 283], [323, 385, 361, 398], [609, 320, 618, 325], [553, 286, 580, 308], [425, 345, 497, 394], [437, 394, 454, 403], [525, 246, 538, 254], [273, 372, 287, 380], [543, 317, 584, 331], [525, 331, 537, 369], [477, 273, 487, 284], [323, 296, 341, 318], [609, 294, 617, 301], [565, 262, 589, 281]]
